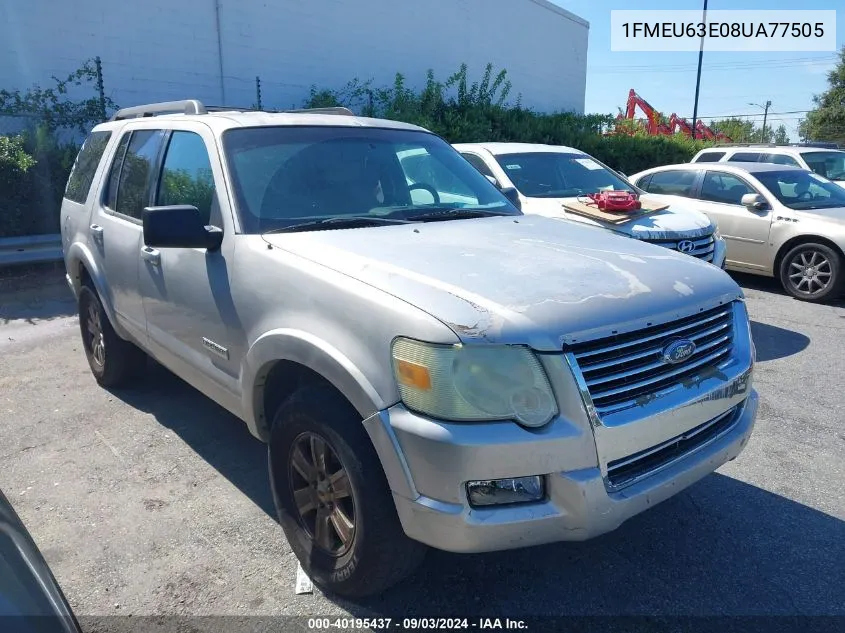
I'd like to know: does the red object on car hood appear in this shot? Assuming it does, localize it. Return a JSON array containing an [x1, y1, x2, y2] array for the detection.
[[585, 191, 642, 212]]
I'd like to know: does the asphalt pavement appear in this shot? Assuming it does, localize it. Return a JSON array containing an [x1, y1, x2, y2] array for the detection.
[[1, 266, 843, 624]]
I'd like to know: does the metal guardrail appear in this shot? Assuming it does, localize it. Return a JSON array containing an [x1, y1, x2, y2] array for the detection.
[[0, 234, 63, 267]]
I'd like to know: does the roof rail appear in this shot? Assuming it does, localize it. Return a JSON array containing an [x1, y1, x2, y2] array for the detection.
[[109, 101, 356, 122], [712, 142, 840, 149], [110, 100, 207, 121], [279, 106, 355, 116]]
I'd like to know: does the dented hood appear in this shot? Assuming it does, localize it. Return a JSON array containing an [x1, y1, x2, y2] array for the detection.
[[263, 215, 742, 351]]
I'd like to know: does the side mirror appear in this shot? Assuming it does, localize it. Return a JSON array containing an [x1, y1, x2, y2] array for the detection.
[[143, 205, 223, 251], [500, 186, 522, 211], [740, 193, 768, 211], [485, 174, 501, 188]]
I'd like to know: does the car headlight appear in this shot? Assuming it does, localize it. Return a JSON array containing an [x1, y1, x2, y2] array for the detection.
[[391, 338, 558, 428]]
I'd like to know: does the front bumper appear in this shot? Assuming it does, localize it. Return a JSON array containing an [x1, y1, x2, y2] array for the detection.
[[364, 389, 758, 554]]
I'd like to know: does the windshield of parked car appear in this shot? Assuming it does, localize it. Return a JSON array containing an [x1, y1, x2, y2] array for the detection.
[[492, 152, 635, 198], [754, 170, 845, 210], [222, 126, 519, 233], [802, 151, 845, 181]]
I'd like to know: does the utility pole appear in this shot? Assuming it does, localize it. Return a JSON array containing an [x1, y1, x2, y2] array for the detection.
[[749, 100, 772, 142], [691, 0, 708, 140]]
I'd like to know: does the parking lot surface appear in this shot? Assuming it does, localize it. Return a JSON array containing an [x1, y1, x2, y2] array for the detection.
[[1, 267, 844, 620]]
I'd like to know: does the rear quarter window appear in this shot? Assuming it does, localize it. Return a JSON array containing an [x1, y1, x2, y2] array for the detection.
[[64, 131, 112, 204], [693, 152, 725, 163]]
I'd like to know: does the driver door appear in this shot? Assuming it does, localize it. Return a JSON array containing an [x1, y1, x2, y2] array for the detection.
[[695, 170, 774, 271]]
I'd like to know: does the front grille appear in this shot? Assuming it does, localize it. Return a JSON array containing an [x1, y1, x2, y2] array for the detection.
[[606, 405, 739, 489], [566, 303, 735, 416], [645, 233, 715, 262]]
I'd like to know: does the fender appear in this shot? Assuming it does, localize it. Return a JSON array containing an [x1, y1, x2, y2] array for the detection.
[[242, 328, 388, 441], [64, 241, 131, 340]]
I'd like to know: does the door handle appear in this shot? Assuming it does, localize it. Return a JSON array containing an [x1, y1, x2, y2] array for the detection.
[[140, 246, 161, 266], [89, 224, 104, 241]]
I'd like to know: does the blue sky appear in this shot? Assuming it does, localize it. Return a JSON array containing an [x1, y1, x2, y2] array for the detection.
[[551, 0, 843, 140]]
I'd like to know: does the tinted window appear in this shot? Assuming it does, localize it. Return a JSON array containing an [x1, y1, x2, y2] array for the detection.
[[634, 174, 652, 189], [694, 152, 725, 163], [108, 130, 165, 219], [762, 153, 800, 167], [222, 127, 517, 233], [64, 131, 112, 204], [755, 170, 845, 210], [802, 151, 845, 180], [700, 172, 756, 205], [462, 153, 495, 179], [492, 152, 633, 197], [105, 133, 130, 210], [157, 131, 216, 224], [730, 152, 762, 162], [643, 170, 698, 197]]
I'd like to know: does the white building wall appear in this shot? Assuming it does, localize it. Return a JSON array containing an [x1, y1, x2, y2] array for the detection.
[[1, 0, 588, 118]]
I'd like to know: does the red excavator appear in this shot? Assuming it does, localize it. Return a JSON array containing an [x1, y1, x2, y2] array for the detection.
[[615, 89, 730, 141]]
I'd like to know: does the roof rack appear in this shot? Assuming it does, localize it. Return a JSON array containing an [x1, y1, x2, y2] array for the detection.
[[710, 142, 840, 149], [110, 100, 355, 121]]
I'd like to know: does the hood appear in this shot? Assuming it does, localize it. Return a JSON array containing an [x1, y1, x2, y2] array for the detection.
[[794, 205, 845, 224], [263, 215, 742, 351], [520, 194, 714, 240]]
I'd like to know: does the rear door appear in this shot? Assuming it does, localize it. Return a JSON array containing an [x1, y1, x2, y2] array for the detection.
[[91, 127, 166, 344], [695, 170, 774, 271]]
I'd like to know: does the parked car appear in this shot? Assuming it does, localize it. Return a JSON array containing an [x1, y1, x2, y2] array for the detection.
[[630, 162, 845, 302], [0, 489, 82, 633], [453, 142, 727, 268], [691, 145, 845, 189], [61, 100, 758, 597]]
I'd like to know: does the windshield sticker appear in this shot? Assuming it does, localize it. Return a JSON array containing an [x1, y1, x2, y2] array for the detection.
[[574, 158, 603, 170], [505, 164, 522, 170]]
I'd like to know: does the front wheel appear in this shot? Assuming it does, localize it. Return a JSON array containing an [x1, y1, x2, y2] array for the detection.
[[778, 243, 844, 302], [268, 384, 426, 598]]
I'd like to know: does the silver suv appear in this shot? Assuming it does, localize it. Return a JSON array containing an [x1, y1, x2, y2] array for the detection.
[[60, 100, 759, 597]]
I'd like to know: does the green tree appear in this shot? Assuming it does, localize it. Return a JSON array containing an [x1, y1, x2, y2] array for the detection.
[[773, 124, 790, 144], [710, 118, 756, 142], [799, 46, 845, 146]]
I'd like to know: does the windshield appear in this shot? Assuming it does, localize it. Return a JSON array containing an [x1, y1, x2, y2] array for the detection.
[[802, 151, 845, 181], [754, 170, 845, 210], [493, 152, 635, 198], [222, 126, 519, 233]]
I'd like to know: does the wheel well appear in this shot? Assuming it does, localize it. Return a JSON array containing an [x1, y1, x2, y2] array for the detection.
[[773, 235, 845, 276], [258, 360, 348, 436], [77, 261, 93, 289]]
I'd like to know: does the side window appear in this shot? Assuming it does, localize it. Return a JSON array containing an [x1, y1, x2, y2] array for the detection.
[[700, 172, 756, 205], [108, 130, 166, 219], [730, 152, 762, 162], [634, 174, 652, 189], [157, 131, 216, 224], [461, 153, 496, 180], [398, 150, 479, 203], [64, 131, 112, 204], [694, 152, 725, 163], [105, 133, 130, 210], [763, 153, 800, 167], [642, 170, 698, 197]]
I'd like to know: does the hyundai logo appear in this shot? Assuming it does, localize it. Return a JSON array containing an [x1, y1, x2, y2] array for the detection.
[[677, 240, 696, 254], [662, 339, 697, 364]]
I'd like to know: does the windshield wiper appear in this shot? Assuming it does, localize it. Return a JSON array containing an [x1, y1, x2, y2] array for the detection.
[[403, 208, 509, 222], [262, 216, 412, 234]]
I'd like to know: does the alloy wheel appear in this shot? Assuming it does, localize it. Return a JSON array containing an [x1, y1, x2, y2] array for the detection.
[[85, 301, 106, 367], [787, 250, 832, 296], [288, 432, 356, 556]]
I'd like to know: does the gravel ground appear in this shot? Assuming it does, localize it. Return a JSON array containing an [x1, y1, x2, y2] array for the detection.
[[1, 266, 843, 626]]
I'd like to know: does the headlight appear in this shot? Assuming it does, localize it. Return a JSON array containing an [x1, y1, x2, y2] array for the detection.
[[391, 338, 558, 428], [712, 224, 722, 239]]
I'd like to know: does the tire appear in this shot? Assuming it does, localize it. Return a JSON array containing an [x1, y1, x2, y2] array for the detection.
[[77, 284, 147, 388], [778, 242, 844, 303], [268, 384, 426, 598]]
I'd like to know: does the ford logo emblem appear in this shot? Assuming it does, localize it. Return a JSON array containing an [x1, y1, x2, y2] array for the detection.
[[662, 339, 697, 364], [677, 240, 696, 254]]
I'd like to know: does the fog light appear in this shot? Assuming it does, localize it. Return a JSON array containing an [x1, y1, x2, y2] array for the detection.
[[466, 476, 544, 507]]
